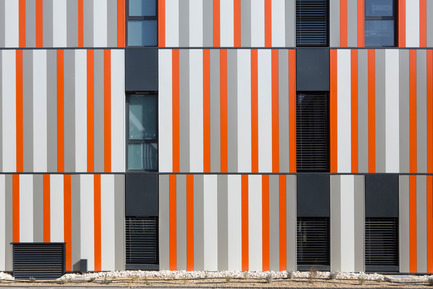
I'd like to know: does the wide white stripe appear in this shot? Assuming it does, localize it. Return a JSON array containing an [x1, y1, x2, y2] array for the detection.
[[52, 0, 67, 47], [189, 0, 203, 46], [101, 175, 115, 270], [75, 50, 87, 172], [93, 0, 108, 47], [385, 50, 400, 173], [33, 50, 48, 172], [248, 175, 262, 271], [227, 175, 242, 270], [337, 50, 351, 173], [19, 175, 33, 242], [2, 50, 16, 172], [203, 175, 218, 271], [251, 0, 265, 46], [0, 176, 4, 270], [158, 50, 173, 172], [165, 0, 179, 46], [258, 50, 272, 172], [50, 175, 64, 242], [4, 0, 19, 47], [189, 50, 204, 172], [237, 50, 252, 172], [271, 0, 286, 46], [220, 0, 234, 47], [111, 50, 125, 172], [340, 176, 355, 272], [80, 175, 94, 271], [406, 0, 420, 47]]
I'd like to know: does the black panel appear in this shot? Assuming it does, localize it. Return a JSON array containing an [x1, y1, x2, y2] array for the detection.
[[296, 0, 329, 46], [296, 48, 330, 91], [365, 174, 399, 218], [297, 174, 330, 217], [125, 48, 158, 92], [297, 217, 330, 268], [126, 217, 159, 266], [126, 174, 159, 217]]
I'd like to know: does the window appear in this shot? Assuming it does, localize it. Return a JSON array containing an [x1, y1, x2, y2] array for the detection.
[[127, 93, 158, 171], [127, 0, 158, 46], [296, 0, 329, 47], [365, 0, 396, 46]]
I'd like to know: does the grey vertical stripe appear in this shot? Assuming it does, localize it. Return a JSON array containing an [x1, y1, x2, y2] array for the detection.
[[176, 175, 186, 270], [83, 0, 94, 47], [114, 175, 125, 270], [47, 50, 57, 172], [330, 175, 341, 271], [354, 175, 364, 272], [358, 50, 369, 173], [26, 0, 36, 47], [227, 50, 238, 172], [399, 175, 410, 273], [33, 175, 43, 242], [158, 175, 170, 270], [347, 0, 358, 47], [67, 0, 78, 47], [285, 0, 296, 47], [416, 176, 427, 272], [375, 50, 386, 173], [417, 50, 427, 173], [179, 50, 190, 172], [330, 0, 340, 47], [193, 175, 204, 270], [217, 175, 228, 270], [0, 1, 5, 46], [23, 51, 33, 172], [203, 0, 213, 47], [107, 0, 118, 47], [269, 175, 279, 271], [210, 50, 220, 172], [5, 175, 12, 271], [0, 53, 2, 171], [286, 175, 297, 270], [399, 50, 410, 173], [279, 50, 289, 172], [71, 175, 81, 271], [240, 0, 251, 47], [43, 0, 53, 47], [64, 50, 75, 172], [428, 1, 433, 47], [179, 0, 189, 47], [93, 50, 104, 172]]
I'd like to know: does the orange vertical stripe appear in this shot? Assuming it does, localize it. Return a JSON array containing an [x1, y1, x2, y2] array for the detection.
[[330, 49, 338, 173], [12, 175, 19, 243], [78, 0, 83, 47], [64, 175, 72, 272], [169, 175, 177, 270], [399, 0, 406, 47], [265, 0, 272, 47], [158, 0, 165, 47], [172, 50, 180, 172], [357, 0, 364, 47], [251, 50, 259, 173], [94, 175, 101, 271], [57, 50, 65, 173], [340, 0, 347, 47], [272, 50, 279, 172], [220, 49, 228, 172], [43, 174, 50, 242], [289, 50, 297, 173], [409, 175, 417, 272], [351, 50, 359, 173], [241, 175, 249, 271], [234, 0, 241, 47], [368, 49, 376, 173], [87, 50, 94, 172], [186, 175, 194, 271], [279, 175, 287, 271], [16, 51, 23, 173], [213, 0, 220, 47], [35, 0, 43, 47], [117, 0, 126, 47], [19, 0, 25, 47], [262, 175, 269, 271], [104, 50, 112, 172], [427, 176, 433, 272], [428, 50, 433, 174], [420, 0, 426, 47], [203, 50, 211, 172], [409, 50, 417, 174]]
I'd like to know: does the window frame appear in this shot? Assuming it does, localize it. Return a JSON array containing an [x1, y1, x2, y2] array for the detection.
[[364, 0, 398, 47], [126, 0, 158, 47]]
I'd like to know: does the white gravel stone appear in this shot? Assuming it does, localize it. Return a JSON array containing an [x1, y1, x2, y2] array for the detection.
[[0, 272, 14, 280]]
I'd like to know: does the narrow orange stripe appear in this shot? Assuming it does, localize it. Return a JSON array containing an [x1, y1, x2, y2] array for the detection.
[[117, 0, 125, 47], [12, 175, 20, 243], [158, 0, 165, 47], [251, 50, 259, 173], [43, 174, 50, 242], [330, 49, 338, 173], [64, 175, 72, 271], [186, 175, 194, 271], [351, 50, 359, 173], [272, 50, 279, 173], [399, 0, 406, 47], [262, 175, 269, 271], [57, 50, 65, 173], [19, 0, 25, 47], [420, 0, 426, 47], [234, 0, 241, 47], [368, 49, 376, 173], [409, 175, 417, 272], [409, 50, 417, 173], [87, 50, 94, 172], [104, 50, 112, 172], [16, 50, 23, 173], [427, 176, 433, 272], [428, 50, 433, 174], [172, 50, 180, 173], [265, 0, 272, 47], [288, 50, 297, 173], [203, 50, 211, 172], [94, 175, 101, 271], [213, 0, 220, 47], [340, 0, 347, 47], [279, 175, 287, 271], [169, 175, 177, 270], [35, 0, 43, 47], [78, 0, 83, 47], [220, 49, 228, 172], [241, 175, 249, 271], [357, 0, 364, 47]]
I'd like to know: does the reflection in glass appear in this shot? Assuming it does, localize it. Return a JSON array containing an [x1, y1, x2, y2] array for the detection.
[[128, 143, 158, 170], [128, 20, 158, 46], [365, 20, 394, 46], [128, 144, 144, 170], [365, 0, 393, 17], [129, 0, 156, 17], [129, 94, 157, 140]]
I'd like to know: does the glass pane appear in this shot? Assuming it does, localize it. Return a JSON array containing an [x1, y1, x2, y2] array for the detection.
[[366, 0, 394, 17], [129, 94, 157, 140], [128, 143, 144, 170], [365, 20, 395, 46], [129, 0, 156, 17], [143, 143, 158, 170], [128, 20, 157, 46]]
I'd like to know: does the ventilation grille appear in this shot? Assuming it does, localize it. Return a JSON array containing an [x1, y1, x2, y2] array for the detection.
[[296, 0, 329, 46], [297, 218, 330, 265], [296, 93, 329, 172], [12, 243, 65, 280], [126, 217, 159, 264]]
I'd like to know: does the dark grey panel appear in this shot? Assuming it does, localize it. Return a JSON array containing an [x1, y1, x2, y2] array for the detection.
[[365, 174, 399, 218], [296, 48, 330, 91], [297, 174, 330, 217], [125, 48, 158, 92], [126, 173, 159, 217]]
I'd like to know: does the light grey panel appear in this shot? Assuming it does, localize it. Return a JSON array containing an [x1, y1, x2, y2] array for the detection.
[[416, 175, 427, 272], [179, 50, 190, 172], [217, 175, 228, 270], [330, 175, 341, 271], [33, 175, 43, 242], [193, 175, 204, 270], [176, 175, 187, 270], [158, 175, 170, 270], [83, 0, 94, 47], [71, 175, 81, 271], [47, 51, 57, 172], [93, 50, 105, 172], [114, 175, 125, 270], [23, 51, 33, 172], [64, 50, 75, 172], [428, 0, 433, 47], [0, 1, 4, 46], [210, 50, 220, 172], [240, 0, 251, 47], [399, 175, 410, 273], [358, 50, 369, 173], [107, 0, 118, 47], [179, 0, 189, 47], [285, 0, 296, 47], [0, 53, 2, 171], [375, 49, 386, 173], [354, 175, 365, 272], [399, 51, 410, 173], [330, 0, 340, 47], [279, 50, 289, 172], [227, 50, 237, 172], [43, 0, 53, 47], [203, 0, 213, 47], [5, 175, 12, 271], [26, 0, 36, 47], [417, 50, 427, 173], [347, 0, 358, 47], [269, 175, 279, 271], [67, 0, 78, 47], [286, 175, 297, 270]]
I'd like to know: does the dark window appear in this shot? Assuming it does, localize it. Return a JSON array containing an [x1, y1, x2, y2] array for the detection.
[[126, 217, 159, 266], [296, 92, 329, 172], [365, 0, 397, 46], [127, 0, 158, 46], [296, 0, 329, 47]]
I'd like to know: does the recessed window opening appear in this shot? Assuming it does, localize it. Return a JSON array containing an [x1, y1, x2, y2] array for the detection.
[[127, 0, 158, 46], [365, 0, 397, 47]]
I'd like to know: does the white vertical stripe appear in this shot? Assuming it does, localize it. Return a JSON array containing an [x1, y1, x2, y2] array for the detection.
[[385, 50, 400, 173], [52, 0, 67, 47], [93, 0, 108, 47], [80, 175, 94, 271], [248, 175, 262, 271], [237, 50, 252, 172], [203, 175, 218, 271], [75, 50, 87, 172], [101, 175, 115, 270], [189, 0, 203, 46], [158, 50, 173, 172], [227, 175, 242, 270], [251, 0, 265, 46], [4, 0, 19, 47], [337, 50, 351, 173], [189, 50, 204, 172], [271, 0, 286, 46], [220, 0, 234, 46], [406, 0, 420, 47], [340, 176, 355, 272], [166, 0, 179, 46], [19, 175, 33, 242], [258, 50, 272, 172], [50, 175, 64, 242], [0, 176, 5, 270], [2, 50, 16, 172], [33, 50, 48, 172], [111, 50, 125, 172]]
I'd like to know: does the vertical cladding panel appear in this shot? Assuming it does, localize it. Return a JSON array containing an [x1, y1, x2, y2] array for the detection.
[[101, 175, 115, 270], [220, 0, 234, 47], [75, 50, 87, 172], [248, 175, 262, 271], [417, 51, 427, 173], [33, 50, 47, 172], [33, 175, 43, 243], [279, 50, 289, 172], [0, 175, 4, 270], [71, 175, 80, 271], [269, 175, 279, 271], [107, 0, 117, 47], [179, 0, 189, 47], [2, 50, 16, 172], [340, 175, 355, 272], [330, 0, 340, 47], [271, 0, 285, 47], [286, 175, 297, 270], [337, 50, 351, 173], [42, 0, 53, 47], [358, 50, 368, 173], [428, 1, 433, 46], [114, 175, 124, 270], [237, 50, 251, 172], [176, 175, 187, 270], [240, 0, 251, 47], [375, 50, 386, 173], [347, 0, 358, 47], [330, 175, 341, 271], [416, 175, 427, 272], [251, 0, 265, 47], [203, 0, 213, 46], [93, 50, 105, 172], [80, 175, 94, 271], [0, 1, 5, 46], [354, 175, 364, 272], [26, 0, 36, 47], [399, 175, 410, 272], [0, 53, 2, 171], [93, 0, 107, 47], [217, 175, 228, 270], [203, 175, 218, 271], [52, 0, 67, 47], [166, 0, 179, 46], [5, 175, 11, 270], [67, 0, 79, 47], [159, 50, 173, 172], [210, 50, 221, 172], [406, 0, 420, 47], [4, 0, 19, 47], [285, 0, 295, 47], [258, 50, 272, 172], [23, 51, 33, 172], [227, 175, 241, 270], [400, 50, 410, 173], [227, 50, 238, 172], [189, 0, 203, 46], [50, 175, 64, 242], [193, 175, 204, 270], [111, 50, 125, 172], [159, 175, 170, 270], [19, 175, 33, 242], [179, 51, 190, 172], [64, 50, 75, 172], [83, 0, 93, 47], [47, 50, 57, 172]]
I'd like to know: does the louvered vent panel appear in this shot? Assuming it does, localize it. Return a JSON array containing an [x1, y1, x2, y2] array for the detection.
[[297, 218, 330, 265], [296, 93, 329, 172], [126, 217, 159, 264], [13, 243, 65, 280], [296, 0, 329, 46]]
